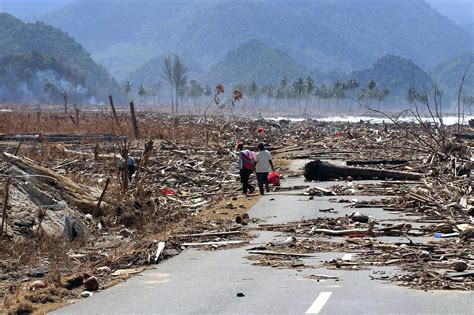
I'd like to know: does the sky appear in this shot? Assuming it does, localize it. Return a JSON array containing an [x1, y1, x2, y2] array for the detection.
[[426, 0, 474, 25], [0, 0, 473, 26]]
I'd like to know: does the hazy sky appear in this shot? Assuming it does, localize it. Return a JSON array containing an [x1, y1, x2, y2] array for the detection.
[[0, 0, 473, 25], [426, 0, 473, 25]]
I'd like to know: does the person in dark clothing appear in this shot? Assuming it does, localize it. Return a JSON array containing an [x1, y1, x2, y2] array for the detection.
[[237, 143, 255, 195]]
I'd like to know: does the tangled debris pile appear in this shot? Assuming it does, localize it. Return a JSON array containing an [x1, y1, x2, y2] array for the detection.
[[0, 107, 473, 312]]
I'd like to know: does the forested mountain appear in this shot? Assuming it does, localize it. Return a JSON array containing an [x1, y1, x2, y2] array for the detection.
[[0, 51, 91, 104], [207, 40, 308, 87], [431, 53, 474, 104], [350, 55, 434, 103], [40, 0, 472, 80], [0, 13, 121, 104]]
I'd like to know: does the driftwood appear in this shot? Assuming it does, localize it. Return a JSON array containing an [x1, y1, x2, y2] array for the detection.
[[346, 159, 408, 166], [181, 240, 245, 246], [247, 250, 316, 257], [174, 231, 241, 238], [2, 152, 103, 213], [455, 133, 474, 140], [0, 134, 127, 144], [304, 159, 422, 181]]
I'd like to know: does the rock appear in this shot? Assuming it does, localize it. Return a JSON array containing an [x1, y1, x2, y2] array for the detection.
[[231, 196, 238, 201], [29, 280, 47, 291], [63, 215, 88, 241], [238, 204, 245, 209], [85, 214, 94, 221], [118, 228, 133, 238], [13, 219, 35, 228], [83, 276, 99, 291], [235, 216, 242, 224], [81, 291, 94, 298], [453, 261, 468, 272], [225, 202, 234, 209], [63, 274, 84, 290], [242, 213, 250, 220], [349, 211, 369, 223], [236, 292, 245, 297]]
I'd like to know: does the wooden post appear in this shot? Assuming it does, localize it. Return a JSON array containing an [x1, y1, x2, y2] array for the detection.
[[1, 176, 12, 236], [14, 142, 22, 156], [75, 108, 80, 127], [108, 95, 121, 128], [129, 101, 140, 138], [94, 177, 110, 217]]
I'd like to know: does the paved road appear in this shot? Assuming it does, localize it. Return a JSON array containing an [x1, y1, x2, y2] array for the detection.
[[53, 161, 473, 315]]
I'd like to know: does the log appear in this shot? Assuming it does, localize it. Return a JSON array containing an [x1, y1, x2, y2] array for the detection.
[[0, 133, 126, 144], [174, 231, 241, 238], [181, 240, 245, 246], [247, 250, 316, 257], [346, 159, 408, 166], [455, 133, 474, 140], [2, 152, 103, 213], [304, 159, 422, 181]]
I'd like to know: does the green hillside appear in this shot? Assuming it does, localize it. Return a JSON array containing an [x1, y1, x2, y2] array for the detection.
[[0, 13, 121, 104], [350, 54, 434, 102], [206, 39, 308, 87], [40, 0, 472, 80], [431, 52, 474, 106]]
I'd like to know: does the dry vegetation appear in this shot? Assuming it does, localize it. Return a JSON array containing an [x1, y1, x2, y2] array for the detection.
[[0, 102, 472, 313]]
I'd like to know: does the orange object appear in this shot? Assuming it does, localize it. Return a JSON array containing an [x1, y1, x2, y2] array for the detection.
[[257, 127, 265, 134], [268, 171, 280, 186], [335, 131, 343, 137]]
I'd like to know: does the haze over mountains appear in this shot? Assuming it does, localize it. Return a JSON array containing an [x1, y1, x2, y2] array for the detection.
[[0, 0, 472, 107]]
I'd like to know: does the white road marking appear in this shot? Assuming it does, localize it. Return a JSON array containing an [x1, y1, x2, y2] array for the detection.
[[342, 253, 353, 261], [305, 292, 332, 314]]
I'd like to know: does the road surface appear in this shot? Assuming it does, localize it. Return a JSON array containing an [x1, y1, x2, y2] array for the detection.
[[53, 161, 473, 315]]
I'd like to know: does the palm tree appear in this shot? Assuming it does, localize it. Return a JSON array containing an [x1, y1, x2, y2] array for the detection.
[[305, 76, 315, 114], [292, 77, 305, 114]]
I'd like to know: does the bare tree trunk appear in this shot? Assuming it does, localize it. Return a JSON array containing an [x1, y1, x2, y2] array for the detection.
[[129, 101, 140, 138], [457, 66, 469, 133]]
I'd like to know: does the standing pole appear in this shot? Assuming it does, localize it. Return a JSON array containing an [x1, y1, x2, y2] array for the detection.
[[109, 95, 121, 129], [129, 101, 140, 138], [1, 176, 12, 236]]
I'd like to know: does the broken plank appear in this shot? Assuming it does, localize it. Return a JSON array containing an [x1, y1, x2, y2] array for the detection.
[[247, 250, 316, 257], [181, 240, 245, 246]]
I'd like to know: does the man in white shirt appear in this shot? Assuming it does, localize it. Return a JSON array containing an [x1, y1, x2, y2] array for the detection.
[[254, 143, 275, 195]]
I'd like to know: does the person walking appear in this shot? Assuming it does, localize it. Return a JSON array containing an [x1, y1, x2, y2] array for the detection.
[[236, 143, 255, 195], [254, 143, 275, 195]]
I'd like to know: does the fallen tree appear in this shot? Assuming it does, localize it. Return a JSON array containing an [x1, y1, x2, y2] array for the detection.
[[304, 159, 423, 181], [2, 152, 103, 213]]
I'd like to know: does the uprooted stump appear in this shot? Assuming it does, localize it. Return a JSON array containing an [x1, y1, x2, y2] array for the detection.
[[304, 159, 423, 181]]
